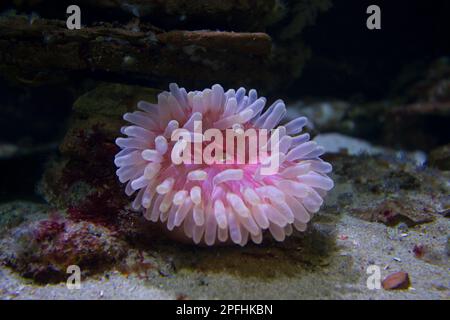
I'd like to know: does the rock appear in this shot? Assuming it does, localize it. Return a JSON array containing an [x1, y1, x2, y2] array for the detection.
[[403, 57, 450, 103], [383, 58, 450, 151], [386, 101, 450, 152], [0, 0, 333, 92], [37, 83, 177, 248], [314, 133, 387, 156], [289, 58, 450, 152], [0, 201, 48, 237], [158, 30, 271, 55], [0, 217, 127, 283], [429, 144, 450, 170], [382, 271, 411, 290], [277, 0, 332, 40], [60, 83, 159, 157], [390, 101, 450, 117], [0, 16, 273, 90], [39, 83, 156, 209], [314, 133, 426, 166], [356, 199, 434, 227], [287, 101, 350, 132], [9, 0, 283, 31], [330, 151, 447, 227]]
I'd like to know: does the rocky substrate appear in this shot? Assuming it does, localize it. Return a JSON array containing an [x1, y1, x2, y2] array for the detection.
[[0, 76, 448, 299], [0, 139, 448, 299]]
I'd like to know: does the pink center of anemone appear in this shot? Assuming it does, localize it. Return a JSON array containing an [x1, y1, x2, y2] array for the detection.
[[115, 83, 334, 246]]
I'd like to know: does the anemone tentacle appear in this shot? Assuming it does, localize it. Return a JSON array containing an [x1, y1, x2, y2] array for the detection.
[[115, 83, 333, 246]]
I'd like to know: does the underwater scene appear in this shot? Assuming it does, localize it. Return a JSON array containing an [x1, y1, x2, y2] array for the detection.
[[0, 0, 449, 301]]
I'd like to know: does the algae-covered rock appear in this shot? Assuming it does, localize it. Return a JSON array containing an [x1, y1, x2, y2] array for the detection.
[[36, 83, 156, 216], [40, 83, 158, 209], [0, 217, 127, 283], [60, 83, 159, 157], [328, 152, 447, 227], [350, 198, 434, 227], [72, 83, 158, 118], [0, 201, 49, 237]]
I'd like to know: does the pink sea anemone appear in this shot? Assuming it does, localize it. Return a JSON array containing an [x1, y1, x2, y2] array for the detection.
[[115, 83, 334, 246]]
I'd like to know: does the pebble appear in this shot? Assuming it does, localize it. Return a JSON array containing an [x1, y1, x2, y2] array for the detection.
[[382, 271, 411, 290]]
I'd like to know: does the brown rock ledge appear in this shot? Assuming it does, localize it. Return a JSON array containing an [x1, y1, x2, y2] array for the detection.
[[0, 15, 272, 88]]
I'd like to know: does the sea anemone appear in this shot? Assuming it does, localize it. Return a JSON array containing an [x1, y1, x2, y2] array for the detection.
[[115, 83, 334, 246]]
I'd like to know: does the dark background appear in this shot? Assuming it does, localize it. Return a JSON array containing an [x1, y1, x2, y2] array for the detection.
[[296, 0, 450, 99]]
